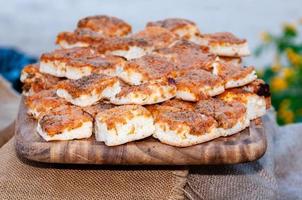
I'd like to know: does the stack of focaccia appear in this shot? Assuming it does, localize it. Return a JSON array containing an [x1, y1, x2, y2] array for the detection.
[[21, 15, 271, 147]]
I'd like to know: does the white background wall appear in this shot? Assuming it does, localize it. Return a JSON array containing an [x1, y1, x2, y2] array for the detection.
[[0, 0, 301, 67]]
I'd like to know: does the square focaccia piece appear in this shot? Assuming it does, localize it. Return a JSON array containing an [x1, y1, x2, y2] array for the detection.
[[148, 105, 219, 147], [118, 54, 176, 85], [132, 26, 178, 49], [56, 29, 106, 49], [63, 54, 126, 80], [56, 74, 121, 107], [77, 15, 132, 37], [195, 98, 249, 136], [156, 40, 219, 71], [21, 64, 61, 96], [40, 47, 97, 77], [110, 79, 176, 105], [218, 88, 267, 121], [95, 105, 155, 146], [195, 32, 250, 57], [96, 37, 153, 60], [213, 60, 257, 88], [146, 18, 201, 41], [25, 89, 68, 119], [37, 105, 93, 141], [174, 68, 225, 101]]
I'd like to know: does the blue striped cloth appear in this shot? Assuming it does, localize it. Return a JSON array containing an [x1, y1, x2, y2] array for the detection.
[[0, 47, 37, 92]]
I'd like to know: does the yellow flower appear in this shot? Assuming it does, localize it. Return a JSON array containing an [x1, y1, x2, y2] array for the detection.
[[283, 22, 297, 33], [286, 48, 302, 66], [278, 99, 294, 124], [260, 32, 272, 43], [282, 67, 294, 79], [271, 76, 288, 91]]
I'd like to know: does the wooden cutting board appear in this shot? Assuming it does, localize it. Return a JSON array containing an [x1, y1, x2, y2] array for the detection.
[[15, 98, 267, 165]]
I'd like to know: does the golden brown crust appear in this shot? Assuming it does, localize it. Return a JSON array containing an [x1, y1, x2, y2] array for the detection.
[[116, 79, 176, 98], [25, 89, 68, 118], [201, 32, 246, 45], [195, 98, 246, 129], [96, 37, 151, 53], [96, 105, 152, 130], [39, 105, 92, 136], [218, 88, 251, 104], [156, 40, 215, 71], [132, 27, 178, 49], [56, 29, 106, 46], [218, 56, 242, 65], [67, 54, 125, 71], [40, 47, 97, 62], [174, 68, 224, 97], [83, 102, 115, 118], [147, 18, 196, 32], [149, 105, 217, 136], [57, 74, 118, 98], [77, 15, 132, 37], [21, 64, 61, 94], [124, 54, 176, 81], [161, 99, 195, 111], [216, 62, 255, 82]]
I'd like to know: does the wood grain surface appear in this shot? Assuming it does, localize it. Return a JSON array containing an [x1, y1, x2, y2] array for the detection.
[[15, 98, 267, 165]]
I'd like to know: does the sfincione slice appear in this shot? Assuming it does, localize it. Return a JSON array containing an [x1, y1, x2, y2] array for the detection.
[[21, 64, 61, 96], [40, 47, 97, 77], [64, 54, 126, 79], [132, 26, 178, 49], [77, 15, 132, 37], [110, 79, 176, 105], [174, 69, 225, 101], [195, 98, 249, 136], [25, 89, 68, 119], [96, 37, 153, 60], [218, 88, 267, 121], [56, 29, 106, 49], [146, 18, 201, 41], [156, 40, 219, 71], [56, 74, 121, 107], [37, 105, 93, 141], [148, 105, 219, 147], [95, 105, 155, 146], [195, 32, 250, 57], [118, 54, 175, 85], [213, 60, 257, 88]]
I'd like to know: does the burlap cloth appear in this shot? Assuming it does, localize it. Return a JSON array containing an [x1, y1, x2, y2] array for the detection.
[[1, 76, 302, 199]]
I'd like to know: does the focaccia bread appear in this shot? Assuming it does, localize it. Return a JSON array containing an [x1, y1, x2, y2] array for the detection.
[[20, 15, 271, 147]]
